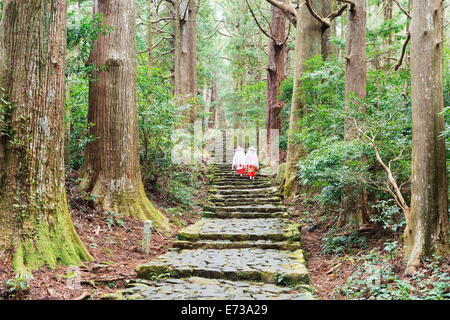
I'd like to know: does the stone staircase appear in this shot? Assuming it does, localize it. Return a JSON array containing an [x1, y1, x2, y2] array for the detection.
[[104, 164, 313, 300]]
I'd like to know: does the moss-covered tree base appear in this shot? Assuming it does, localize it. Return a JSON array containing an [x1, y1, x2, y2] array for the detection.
[[84, 176, 171, 233], [11, 193, 92, 275], [279, 171, 298, 199]]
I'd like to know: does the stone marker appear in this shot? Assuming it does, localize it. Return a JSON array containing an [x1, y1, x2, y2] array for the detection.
[[142, 220, 153, 255]]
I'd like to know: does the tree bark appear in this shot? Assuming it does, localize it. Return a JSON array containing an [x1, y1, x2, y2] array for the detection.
[[208, 79, 218, 129], [0, 0, 92, 273], [339, 0, 370, 228], [147, 0, 155, 70], [405, 0, 449, 273], [175, 0, 198, 123], [80, 0, 169, 232], [266, 4, 288, 162], [321, 0, 337, 59], [280, 1, 323, 197]]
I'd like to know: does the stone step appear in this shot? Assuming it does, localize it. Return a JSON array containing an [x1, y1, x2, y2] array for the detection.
[[210, 187, 279, 195], [207, 170, 271, 179], [210, 193, 282, 200], [211, 176, 271, 181], [212, 182, 272, 187], [210, 179, 270, 183], [211, 199, 282, 206], [211, 205, 286, 213], [211, 179, 272, 184], [103, 277, 313, 300], [177, 218, 300, 242], [212, 184, 272, 190], [203, 211, 290, 219], [136, 248, 309, 286], [173, 239, 302, 251]]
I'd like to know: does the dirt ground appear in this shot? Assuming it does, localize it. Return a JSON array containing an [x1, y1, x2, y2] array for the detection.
[[2, 174, 441, 300], [289, 197, 402, 300], [0, 176, 204, 300]]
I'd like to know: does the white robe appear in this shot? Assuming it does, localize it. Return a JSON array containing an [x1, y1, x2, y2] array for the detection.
[[245, 147, 259, 168], [232, 147, 246, 169]]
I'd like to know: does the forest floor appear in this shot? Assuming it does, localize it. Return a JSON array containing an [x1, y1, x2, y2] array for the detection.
[[289, 199, 353, 300], [290, 197, 450, 300], [0, 172, 205, 300], [2, 171, 448, 300]]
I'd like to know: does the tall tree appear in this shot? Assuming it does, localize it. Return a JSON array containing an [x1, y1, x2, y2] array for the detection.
[[282, 4, 321, 196], [321, 0, 337, 59], [208, 78, 219, 129], [80, 0, 169, 231], [0, 0, 91, 272], [175, 0, 198, 122], [147, 0, 155, 70], [266, 3, 288, 162], [339, 0, 370, 227], [382, 0, 394, 67], [404, 0, 449, 273], [267, 0, 346, 197]]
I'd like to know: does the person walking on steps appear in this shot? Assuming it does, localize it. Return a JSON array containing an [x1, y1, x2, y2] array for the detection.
[[232, 146, 246, 176], [245, 146, 259, 180]]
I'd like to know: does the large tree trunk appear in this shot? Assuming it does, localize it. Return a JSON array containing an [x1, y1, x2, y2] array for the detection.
[[208, 79, 218, 129], [80, 0, 169, 232], [147, 0, 155, 70], [321, 0, 337, 59], [280, 2, 322, 197], [266, 4, 288, 163], [175, 0, 198, 123], [339, 0, 370, 228], [382, 0, 393, 67], [404, 0, 449, 273], [0, 0, 92, 273]]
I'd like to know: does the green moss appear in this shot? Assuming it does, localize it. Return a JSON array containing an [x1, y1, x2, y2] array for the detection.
[[99, 182, 171, 234], [177, 232, 200, 241], [12, 191, 92, 275], [136, 264, 170, 279]]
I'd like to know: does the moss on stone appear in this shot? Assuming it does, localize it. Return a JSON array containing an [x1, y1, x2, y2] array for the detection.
[[136, 264, 170, 279]]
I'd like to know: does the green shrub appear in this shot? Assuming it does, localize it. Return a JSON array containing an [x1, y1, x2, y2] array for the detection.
[[4, 274, 33, 298], [322, 232, 368, 255]]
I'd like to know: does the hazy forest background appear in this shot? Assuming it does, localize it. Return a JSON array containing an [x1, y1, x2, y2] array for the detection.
[[0, 0, 449, 300]]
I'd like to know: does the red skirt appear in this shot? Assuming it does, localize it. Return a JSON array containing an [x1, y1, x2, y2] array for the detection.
[[237, 168, 245, 175], [246, 165, 256, 177]]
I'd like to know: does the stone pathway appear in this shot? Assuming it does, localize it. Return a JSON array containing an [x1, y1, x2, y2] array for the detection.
[[104, 164, 313, 300]]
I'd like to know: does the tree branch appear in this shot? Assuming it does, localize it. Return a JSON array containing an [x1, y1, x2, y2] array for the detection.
[[393, 32, 410, 71], [393, 0, 411, 19], [336, 0, 355, 11], [305, 0, 329, 27], [246, 0, 279, 43], [305, 0, 348, 28], [152, 17, 175, 24], [353, 119, 410, 220], [327, 4, 349, 21], [265, 0, 297, 25]]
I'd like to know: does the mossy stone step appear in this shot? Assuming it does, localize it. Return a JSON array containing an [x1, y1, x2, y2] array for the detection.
[[177, 218, 300, 242], [211, 178, 271, 183], [136, 248, 310, 286], [212, 184, 272, 190], [211, 173, 270, 178], [211, 205, 286, 213], [211, 199, 282, 206], [203, 211, 290, 219], [173, 239, 302, 251], [103, 277, 314, 300], [210, 193, 282, 200], [210, 179, 273, 187], [210, 187, 279, 195]]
